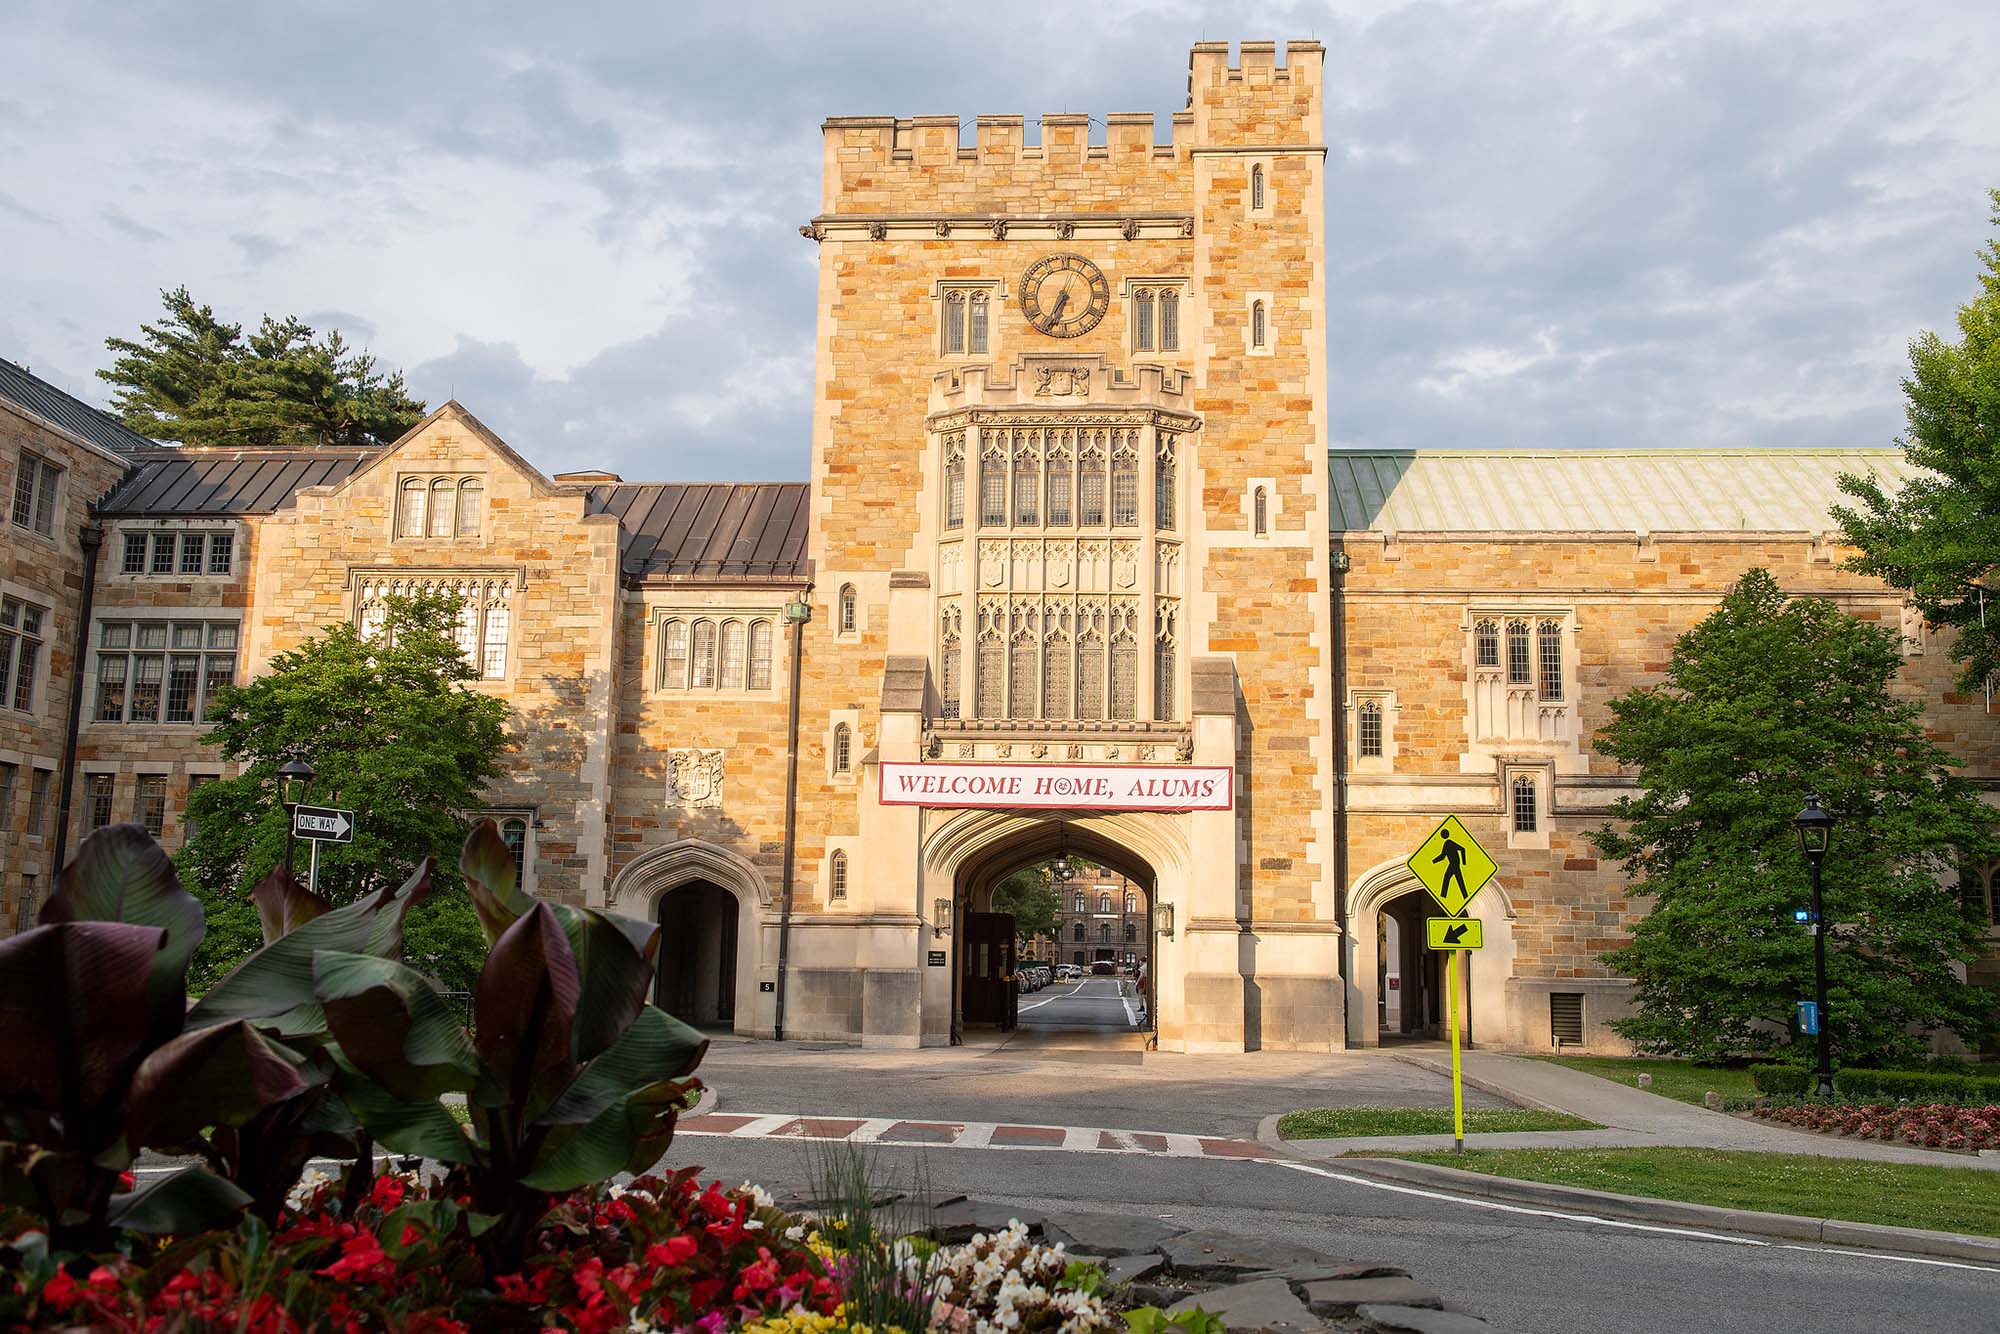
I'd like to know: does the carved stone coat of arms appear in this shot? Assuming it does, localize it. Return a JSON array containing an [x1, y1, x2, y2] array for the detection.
[[666, 749, 725, 808]]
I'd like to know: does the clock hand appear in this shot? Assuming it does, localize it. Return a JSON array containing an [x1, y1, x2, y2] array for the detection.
[[1048, 288, 1070, 321]]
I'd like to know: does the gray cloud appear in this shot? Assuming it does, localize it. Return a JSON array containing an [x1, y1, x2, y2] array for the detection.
[[1, 1, 1996, 482]]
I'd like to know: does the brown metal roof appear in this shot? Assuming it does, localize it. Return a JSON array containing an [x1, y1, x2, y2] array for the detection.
[[588, 482, 810, 580], [95, 449, 379, 516], [0, 356, 158, 456]]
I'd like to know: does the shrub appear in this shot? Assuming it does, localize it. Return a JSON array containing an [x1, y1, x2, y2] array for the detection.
[[1749, 1064, 1810, 1097], [1831, 1067, 2000, 1105]]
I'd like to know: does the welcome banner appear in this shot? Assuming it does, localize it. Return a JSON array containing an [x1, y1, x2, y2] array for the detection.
[[878, 762, 1233, 811]]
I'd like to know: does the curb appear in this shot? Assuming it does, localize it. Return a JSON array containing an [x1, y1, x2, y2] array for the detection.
[[1386, 1050, 1592, 1119], [1333, 1155, 2000, 1265], [688, 1084, 719, 1119]]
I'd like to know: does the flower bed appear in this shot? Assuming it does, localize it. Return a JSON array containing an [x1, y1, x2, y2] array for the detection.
[[3, 1171, 1159, 1332], [1750, 1101, 2000, 1151]]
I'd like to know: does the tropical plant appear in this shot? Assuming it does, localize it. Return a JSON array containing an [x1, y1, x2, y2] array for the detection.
[[310, 820, 708, 1275]]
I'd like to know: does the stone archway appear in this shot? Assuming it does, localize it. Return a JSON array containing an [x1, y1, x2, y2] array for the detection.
[[920, 808, 1190, 1046], [608, 839, 770, 1037], [1346, 855, 1517, 1048]]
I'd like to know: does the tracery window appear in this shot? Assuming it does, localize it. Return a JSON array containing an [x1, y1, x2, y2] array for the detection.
[[1475, 619, 1499, 668], [1538, 620, 1564, 700], [93, 620, 236, 724], [942, 287, 994, 356], [838, 584, 857, 635], [1134, 290, 1154, 351], [1512, 775, 1538, 834], [944, 433, 966, 530], [1131, 286, 1182, 353], [496, 815, 532, 892], [969, 292, 989, 355], [1506, 620, 1531, 685], [1358, 699, 1383, 758], [659, 617, 778, 692], [830, 850, 848, 899], [833, 724, 851, 774], [398, 477, 484, 540], [939, 422, 1185, 723], [354, 574, 511, 680], [1159, 290, 1179, 351], [943, 292, 966, 355]]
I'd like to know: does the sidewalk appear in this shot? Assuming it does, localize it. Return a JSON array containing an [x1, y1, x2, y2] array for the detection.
[[1264, 1049, 2000, 1170]]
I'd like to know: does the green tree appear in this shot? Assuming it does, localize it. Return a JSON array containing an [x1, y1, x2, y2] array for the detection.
[[992, 865, 1060, 939], [99, 286, 426, 448], [177, 593, 509, 995], [1591, 569, 1996, 1065], [1835, 189, 2000, 695]]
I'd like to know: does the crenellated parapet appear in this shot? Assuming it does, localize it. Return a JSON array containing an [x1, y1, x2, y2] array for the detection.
[[814, 40, 1322, 221]]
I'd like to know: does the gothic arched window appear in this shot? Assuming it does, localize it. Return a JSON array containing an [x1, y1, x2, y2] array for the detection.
[[428, 479, 455, 537], [969, 292, 989, 355], [1134, 289, 1154, 351], [1251, 300, 1267, 349], [1506, 620, 1531, 685], [838, 584, 857, 635], [662, 620, 688, 688], [1475, 619, 1500, 668], [1251, 164, 1265, 210], [832, 723, 852, 774], [720, 620, 746, 689], [1253, 487, 1268, 536], [457, 478, 483, 535], [748, 620, 773, 690], [944, 434, 965, 530], [398, 479, 426, 538], [830, 850, 848, 899], [1538, 620, 1564, 700], [1358, 699, 1383, 758], [691, 621, 717, 688], [1159, 289, 1179, 351], [1512, 775, 1538, 834]]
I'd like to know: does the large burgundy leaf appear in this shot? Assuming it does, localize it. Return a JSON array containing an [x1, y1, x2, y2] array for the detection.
[[460, 818, 533, 946], [475, 903, 579, 1117], [314, 950, 480, 1100], [556, 906, 658, 1064], [247, 866, 331, 945], [40, 824, 204, 1026], [126, 1021, 310, 1149], [0, 922, 163, 1117]]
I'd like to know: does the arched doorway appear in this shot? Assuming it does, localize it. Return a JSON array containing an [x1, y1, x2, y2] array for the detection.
[[655, 880, 738, 1029], [940, 814, 1162, 1044], [1376, 887, 1439, 1040]]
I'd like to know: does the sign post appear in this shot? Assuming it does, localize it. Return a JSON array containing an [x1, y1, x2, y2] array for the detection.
[[292, 805, 355, 896], [1406, 814, 1496, 1155]]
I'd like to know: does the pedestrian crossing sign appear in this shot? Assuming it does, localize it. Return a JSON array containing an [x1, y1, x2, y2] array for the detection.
[[1407, 815, 1497, 917]]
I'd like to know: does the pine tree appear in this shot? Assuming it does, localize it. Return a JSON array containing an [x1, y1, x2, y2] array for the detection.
[[1592, 569, 1996, 1064], [1835, 188, 2000, 695], [176, 593, 508, 994], [98, 287, 426, 448]]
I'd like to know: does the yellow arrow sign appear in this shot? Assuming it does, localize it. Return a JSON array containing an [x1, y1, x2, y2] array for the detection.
[[1406, 815, 1496, 917], [1427, 917, 1483, 950]]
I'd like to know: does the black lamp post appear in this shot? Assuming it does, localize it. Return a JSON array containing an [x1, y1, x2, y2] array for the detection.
[[1794, 794, 1837, 1099], [277, 745, 315, 877]]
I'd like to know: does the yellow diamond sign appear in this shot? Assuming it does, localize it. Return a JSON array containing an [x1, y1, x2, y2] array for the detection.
[[1407, 815, 1496, 917]]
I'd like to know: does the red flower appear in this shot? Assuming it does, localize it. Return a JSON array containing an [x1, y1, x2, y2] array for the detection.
[[39, 1270, 81, 1312], [400, 1223, 423, 1248], [497, 1270, 554, 1304], [648, 1234, 699, 1267], [690, 1276, 725, 1309], [370, 1174, 407, 1210], [319, 1231, 396, 1284]]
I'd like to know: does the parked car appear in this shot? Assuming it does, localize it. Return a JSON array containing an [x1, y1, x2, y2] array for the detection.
[[1091, 960, 1116, 976]]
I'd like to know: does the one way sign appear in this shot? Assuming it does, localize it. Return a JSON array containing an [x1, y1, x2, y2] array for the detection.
[[1426, 917, 1483, 950], [292, 804, 355, 843]]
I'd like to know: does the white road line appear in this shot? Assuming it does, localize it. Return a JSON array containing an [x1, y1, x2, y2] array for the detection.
[[1163, 1133, 1206, 1158], [1271, 1160, 2000, 1272], [1062, 1126, 1098, 1151], [849, 1118, 900, 1144], [1121, 991, 1139, 1027], [728, 1114, 795, 1137], [954, 1122, 997, 1148]]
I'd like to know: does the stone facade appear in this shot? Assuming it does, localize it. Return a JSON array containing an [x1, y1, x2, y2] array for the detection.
[[4, 42, 1995, 1058]]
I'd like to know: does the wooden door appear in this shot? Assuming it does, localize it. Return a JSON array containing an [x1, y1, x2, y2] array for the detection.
[[962, 911, 1016, 1026]]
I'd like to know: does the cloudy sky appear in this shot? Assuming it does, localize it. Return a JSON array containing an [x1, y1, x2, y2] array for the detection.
[[2, 1, 1996, 480]]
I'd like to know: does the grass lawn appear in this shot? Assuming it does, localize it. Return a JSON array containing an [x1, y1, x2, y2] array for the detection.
[[1280, 1107, 1599, 1138], [1529, 1055, 1758, 1107], [1372, 1147, 2000, 1237]]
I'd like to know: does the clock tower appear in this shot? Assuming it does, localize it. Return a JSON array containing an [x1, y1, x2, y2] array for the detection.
[[793, 41, 1336, 1052]]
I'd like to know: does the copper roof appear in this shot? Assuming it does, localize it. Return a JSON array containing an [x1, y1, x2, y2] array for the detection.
[[0, 356, 158, 456], [586, 482, 809, 580], [96, 449, 378, 516], [1327, 448, 1920, 535]]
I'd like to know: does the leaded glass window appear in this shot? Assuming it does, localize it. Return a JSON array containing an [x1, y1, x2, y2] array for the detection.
[[1358, 700, 1383, 757], [1475, 619, 1499, 668], [1512, 775, 1538, 833], [1538, 620, 1563, 700], [1506, 620, 1531, 685]]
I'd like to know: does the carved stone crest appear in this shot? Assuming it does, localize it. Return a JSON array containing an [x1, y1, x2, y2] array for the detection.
[[1033, 366, 1092, 398], [1067, 744, 1084, 760], [1030, 742, 1048, 759], [1055, 220, 1075, 240], [958, 743, 977, 759], [666, 749, 725, 809]]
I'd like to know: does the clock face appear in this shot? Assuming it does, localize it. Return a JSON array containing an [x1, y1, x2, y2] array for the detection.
[[1019, 253, 1110, 338]]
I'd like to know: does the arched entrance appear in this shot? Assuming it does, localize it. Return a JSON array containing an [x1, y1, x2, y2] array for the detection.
[[1347, 855, 1517, 1048], [926, 811, 1178, 1046], [606, 838, 769, 1037], [655, 880, 737, 1029]]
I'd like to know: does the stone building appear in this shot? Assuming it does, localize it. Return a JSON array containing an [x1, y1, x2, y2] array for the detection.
[[1, 41, 1994, 1055], [1049, 869, 1151, 974]]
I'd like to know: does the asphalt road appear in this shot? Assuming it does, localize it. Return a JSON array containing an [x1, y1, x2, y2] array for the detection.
[[1017, 975, 1142, 1031], [681, 1042, 1999, 1333]]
